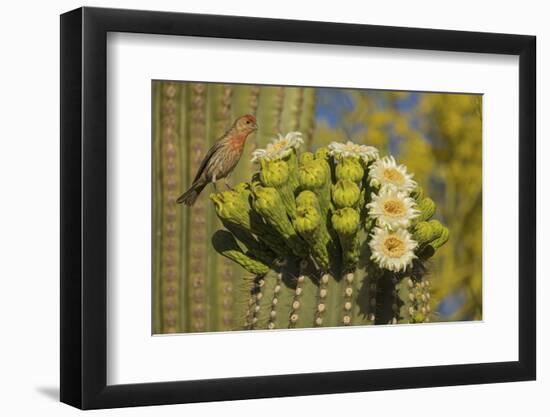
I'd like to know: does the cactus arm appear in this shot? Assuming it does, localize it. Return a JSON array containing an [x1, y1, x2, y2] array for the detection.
[[280, 87, 305, 132], [231, 85, 261, 185], [299, 88, 316, 149], [272, 273, 297, 329], [352, 268, 377, 325], [185, 82, 210, 332], [340, 272, 356, 326], [256, 86, 285, 149], [176, 82, 190, 333], [152, 81, 164, 334], [395, 275, 432, 324], [205, 83, 234, 331], [159, 82, 183, 334], [253, 271, 281, 329]]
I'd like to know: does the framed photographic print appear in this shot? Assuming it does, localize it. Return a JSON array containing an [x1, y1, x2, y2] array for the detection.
[[60, 6, 536, 409]]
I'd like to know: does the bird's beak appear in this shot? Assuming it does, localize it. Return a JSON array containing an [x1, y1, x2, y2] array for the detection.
[[252, 123, 258, 131]]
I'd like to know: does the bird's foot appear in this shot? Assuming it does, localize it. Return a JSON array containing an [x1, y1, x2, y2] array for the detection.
[[224, 181, 234, 191]]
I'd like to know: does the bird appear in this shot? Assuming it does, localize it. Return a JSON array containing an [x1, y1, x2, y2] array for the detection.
[[176, 114, 258, 206]]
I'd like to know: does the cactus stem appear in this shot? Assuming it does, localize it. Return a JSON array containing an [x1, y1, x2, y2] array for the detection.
[[342, 272, 355, 326], [160, 82, 182, 334], [289, 260, 308, 329], [187, 82, 209, 333], [267, 272, 283, 329]]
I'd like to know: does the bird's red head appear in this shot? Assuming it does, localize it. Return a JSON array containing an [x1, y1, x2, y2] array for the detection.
[[235, 114, 258, 135]]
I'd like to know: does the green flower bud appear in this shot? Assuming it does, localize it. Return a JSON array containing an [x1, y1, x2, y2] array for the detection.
[[212, 230, 270, 275], [315, 147, 330, 161], [411, 185, 424, 201], [335, 157, 364, 183], [295, 190, 319, 209], [294, 205, 329, 270], [210, 190, 251, 228], [300, 152, 315, 164], [430, 225, 449, 249], [298, 160, 326, 190], [260, 159, 289, 187], [332, 207, 360, 269], [412, 221, 440, 245], [332, 208, 360, 236], [332, 179, 360, 208], [416, 197, 435, 222], [252, 186, 285, 219], [294, 206, 321, 235], [252, 185, 307, 257]]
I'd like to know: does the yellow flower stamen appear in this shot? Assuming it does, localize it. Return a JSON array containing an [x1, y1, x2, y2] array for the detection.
[[382, 236, 406, 258], [383, 199, 406, 217], [382, 168, 405, 183]]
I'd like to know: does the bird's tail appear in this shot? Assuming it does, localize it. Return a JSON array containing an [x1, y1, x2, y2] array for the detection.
[[176, 180, 207, 206]]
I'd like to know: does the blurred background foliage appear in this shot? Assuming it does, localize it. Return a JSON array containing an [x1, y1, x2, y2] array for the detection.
[[153, 81, 482, 334], [313, 88, 482, 322]]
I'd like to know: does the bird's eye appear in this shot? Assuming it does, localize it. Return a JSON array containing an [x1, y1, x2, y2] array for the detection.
[[246, 120, 251, 124]]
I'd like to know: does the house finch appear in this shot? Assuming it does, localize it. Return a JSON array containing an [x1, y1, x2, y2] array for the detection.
[[176, 114, 258, 206]]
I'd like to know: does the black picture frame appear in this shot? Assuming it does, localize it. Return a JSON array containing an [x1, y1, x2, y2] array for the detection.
[[60, 6, 536, 410]]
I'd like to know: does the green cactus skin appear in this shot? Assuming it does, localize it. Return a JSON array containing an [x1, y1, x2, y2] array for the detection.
[[187, 82, 210, 333], [299, 88, 317, 148], [280, 87, 305, 133], [159, 82, 183, 334], [256, 86, 285, 149], [153, 83, 164, 334], [206, 84, 235, 331]]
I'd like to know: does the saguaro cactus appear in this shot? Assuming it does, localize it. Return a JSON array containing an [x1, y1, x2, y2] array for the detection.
[[153, 81, 317, 333], [211, 137, 449, 329]]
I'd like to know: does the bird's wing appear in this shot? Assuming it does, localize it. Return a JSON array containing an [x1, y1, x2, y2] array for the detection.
[[192, 140, 224, 183]]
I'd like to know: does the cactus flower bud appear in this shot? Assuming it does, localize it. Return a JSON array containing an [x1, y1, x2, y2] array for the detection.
[[260, 159, 289, 187], [412, 221, 440, 245], [332, 179, 360, 208], [294, 205, 321, 235], [298, 160, 327, 190], [430, 225, 449, 249], [294, 205, 329, 270], [411, 185, 424, 201], [300, 152, 315, 164], [416, 197, 435, 222], [332, 207, 360, 269], [212, 230, 270, 275], [335, 157, 364, 183], [295, 190, 319, 209], [252, 185, 308, 257], [210, 190, 251, 228], [332, 207, 360, 236], [315, 147, 330, 161]]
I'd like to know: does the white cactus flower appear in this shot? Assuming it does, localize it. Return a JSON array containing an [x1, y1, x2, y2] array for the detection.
[[369, 227, 418, 272]]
